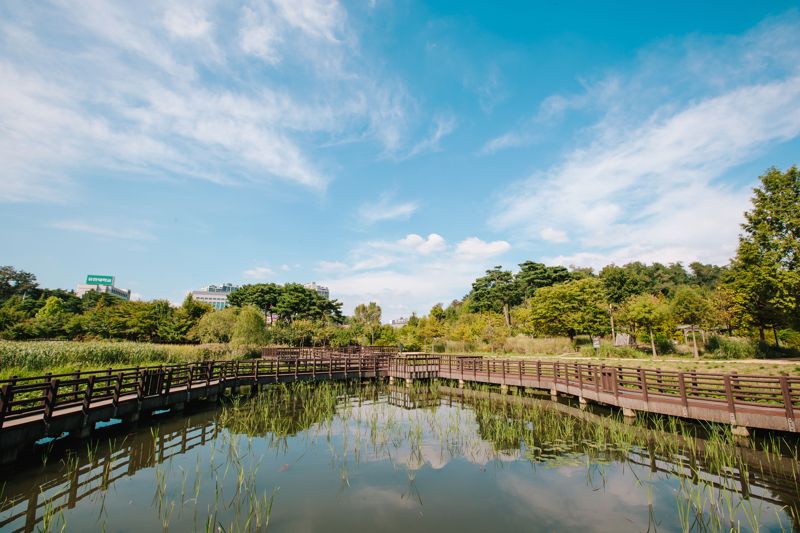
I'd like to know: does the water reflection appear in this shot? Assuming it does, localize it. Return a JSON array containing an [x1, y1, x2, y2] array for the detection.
[[0, 381, 798, 532]]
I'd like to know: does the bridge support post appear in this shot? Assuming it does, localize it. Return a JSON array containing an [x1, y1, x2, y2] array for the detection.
[[622, 407, 636, 418], [389, 376, 395, 385], [732, 425, 750, 438], [458, 379, 465, 389], [405, 378, 413, 388], [550, 388, 557, 401], [76, 422, 93, 440], [500, 384, 509, 395], [579, 397, 588, 410]]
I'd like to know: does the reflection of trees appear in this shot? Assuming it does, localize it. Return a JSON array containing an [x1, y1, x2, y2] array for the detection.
[[443, 386, 800, 528], [217, 381, 382, 440], [0, 410, 219, 533]]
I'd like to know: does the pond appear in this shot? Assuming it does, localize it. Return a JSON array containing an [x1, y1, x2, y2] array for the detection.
[[1, 381, 798, 532]]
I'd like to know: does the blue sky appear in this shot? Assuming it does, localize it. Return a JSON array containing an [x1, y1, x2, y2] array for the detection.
[[2, 1, 800, 321]]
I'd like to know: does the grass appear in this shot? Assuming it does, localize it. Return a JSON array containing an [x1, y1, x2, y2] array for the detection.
[[0, 340, 259, 379]]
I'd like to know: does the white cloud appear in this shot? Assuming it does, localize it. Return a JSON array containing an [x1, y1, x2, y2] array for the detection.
[[539, 227, 568, 243], [454, 237, 511, 258], [50, 220, 156, 241], [318, 232, 511, 320], [491, 16, 800, 267], [243, 266, 274, 279], [358, 194, 419, 224], [0, 1, 421, 202], [407, 114, 457, 157], [163, 6, 211, 39], [315, 260, 348, 272], [280, 264, 291, 271], [396, 233, 446, 255]]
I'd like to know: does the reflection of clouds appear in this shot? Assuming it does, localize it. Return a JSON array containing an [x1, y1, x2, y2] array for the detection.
[[322, 400, 523, 472], [497, 468, 652, 532]]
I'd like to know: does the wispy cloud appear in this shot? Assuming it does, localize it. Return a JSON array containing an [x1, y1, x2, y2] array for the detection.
[[317, 232, 511, 319], [50, 220, 156, 241], [243, 266, 275, 280], [407, 114, 457, 157], [0, 1, 421, 202], [358, 193, 419, 224], [491, 14, 800, 267]]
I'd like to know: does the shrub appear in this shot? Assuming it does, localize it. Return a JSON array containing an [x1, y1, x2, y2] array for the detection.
[[579, 344, 648, 358], [705, 336, 757, 359], [503, 336, 575, 355]]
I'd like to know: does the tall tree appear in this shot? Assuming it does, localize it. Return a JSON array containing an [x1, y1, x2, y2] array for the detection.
[[727, 166, 800, 341], [0, 266, 38, 304], [467, 266, 520, 326], [353, 302, 382, 344], [520, 278, 609, 340], [618, 294, 671, 357], [671, 286, 709, 358]]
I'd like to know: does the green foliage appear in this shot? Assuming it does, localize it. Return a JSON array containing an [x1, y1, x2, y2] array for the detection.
[[194, 306, 240, 343], [726, 165, 800, 337], [467, 266, 519, 315], [352, 302, 382, 344], [0, 340, 245, 374], [0, 266, 38, 304], [231, 305, 268, 346], [229, 283, 343, 324], [705, 336, 757, 360], [516, 278, 609, 339]]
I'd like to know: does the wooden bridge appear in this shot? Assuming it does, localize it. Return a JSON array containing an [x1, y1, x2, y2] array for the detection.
[[1, 351, 798, 464]]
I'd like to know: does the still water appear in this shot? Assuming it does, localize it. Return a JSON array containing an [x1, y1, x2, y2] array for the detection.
[[1, 381, 798, 532]]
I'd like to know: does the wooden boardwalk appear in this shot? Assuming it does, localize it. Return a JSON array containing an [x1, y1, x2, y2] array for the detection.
[[1, 350, 798, 463]]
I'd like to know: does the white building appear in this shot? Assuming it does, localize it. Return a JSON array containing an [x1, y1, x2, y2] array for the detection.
[[391, 317, 409, 328], [191, 283, 239, 310], [304, 282, 330, 299], [75, 275, 131, 301]]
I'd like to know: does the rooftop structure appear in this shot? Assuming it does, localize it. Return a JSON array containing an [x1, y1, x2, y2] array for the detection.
[[192, 283, 239, 310], [75, 274, 131, 301], [304, 282, 329, 299]]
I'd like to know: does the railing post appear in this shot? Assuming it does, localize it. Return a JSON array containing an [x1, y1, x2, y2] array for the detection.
[[44, 378, 60, 422], [779, 376, 796, 432], [82, 375, 95, 414], [724, 374, 736, 425], [611, 367, 619, 400], [639, 368, 648, 404], [677, 372, 689, 417], [113, 373, 123, 406], [0, 379, 16, 427]]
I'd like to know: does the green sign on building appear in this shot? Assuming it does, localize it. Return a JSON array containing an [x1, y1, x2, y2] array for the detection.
[[86, 275, 114, 286]]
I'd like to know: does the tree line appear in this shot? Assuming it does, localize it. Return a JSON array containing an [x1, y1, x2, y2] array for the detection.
[[1, 165, 797, 356], [0, 275, 343, 345]]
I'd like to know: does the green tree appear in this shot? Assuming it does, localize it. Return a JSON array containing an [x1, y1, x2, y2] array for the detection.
[[520, 278, 609, 340], [727, 166, 800, 342], [194, 307, 240, 343], [467, 266, 520, 326], [228, 284, 281, 315], [618, 294, 671, 357], [231, 305, 268, 346], [514, 261, 571, 299], [0, 266, 38, 304], [671, 286, 710, 358], [353, 302, 382, 344]]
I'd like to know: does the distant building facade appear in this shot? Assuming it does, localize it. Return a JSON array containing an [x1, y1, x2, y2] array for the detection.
[[391, 317, 409, 328], [304, 282, 329, 299], [191, 283, 239, 310], [75, 275, 131, 301]]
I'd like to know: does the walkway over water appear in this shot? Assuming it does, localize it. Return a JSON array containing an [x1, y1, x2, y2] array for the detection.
[[1, 349, 798, 463]]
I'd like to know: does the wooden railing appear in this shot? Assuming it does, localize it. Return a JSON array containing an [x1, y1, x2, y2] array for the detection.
[[0, 355, 388, 428], [0, 353, 797, 433], [437, 355, 799, 432]]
